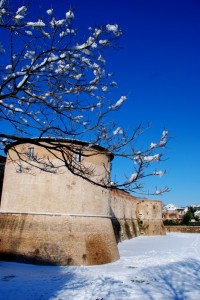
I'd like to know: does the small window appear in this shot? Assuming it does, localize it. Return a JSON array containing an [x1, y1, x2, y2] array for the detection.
[[75, 150, 81, 162], [16, 164, 22, 173], [28, 147, 35, 160]]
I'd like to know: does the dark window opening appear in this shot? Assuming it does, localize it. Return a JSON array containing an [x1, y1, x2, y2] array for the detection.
[[28, 147, 35, 160], [16, 164, 23, 173], [0, 155, 6, 205], [75, 150, 81, 162]]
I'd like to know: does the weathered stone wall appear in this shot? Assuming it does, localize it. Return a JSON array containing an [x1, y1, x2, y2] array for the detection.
[[165, 226, 200, 233], [111, 189, 165, 241], [1, 143, 111, 215], [0, 213, 119, 265], [111, 189, 140, 241], [136, 200, 165, 236]]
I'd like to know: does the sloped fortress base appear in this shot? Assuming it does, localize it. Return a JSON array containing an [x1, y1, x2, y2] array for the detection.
[[0, 213, 119, 265]]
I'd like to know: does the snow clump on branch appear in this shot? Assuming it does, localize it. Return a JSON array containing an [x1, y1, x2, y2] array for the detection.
[[113, 127, 123, 135], [66, 10, 74, 19], [128, 173, 138, 183], [26, 20, 45, 27], [109, 96, 127, 110], [106, 24, 118, 33], [153, 170, 164, 176], [46, 9, 53, 15]]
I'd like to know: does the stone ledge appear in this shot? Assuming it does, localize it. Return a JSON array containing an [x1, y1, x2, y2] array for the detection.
[[165, 226, 200, 233]]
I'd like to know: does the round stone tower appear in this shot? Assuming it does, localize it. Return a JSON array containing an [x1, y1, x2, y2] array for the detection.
[[0, 139, 119, 265]]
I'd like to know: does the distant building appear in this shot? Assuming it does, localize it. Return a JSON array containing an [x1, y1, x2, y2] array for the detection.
[[162, 203, 200, 223], [190, 205, 200, 211], [162, 204, 187, 222], [194, 210, 200, 219]]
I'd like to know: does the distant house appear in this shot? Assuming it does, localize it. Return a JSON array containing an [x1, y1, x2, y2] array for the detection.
[[194, 210, 200, 219], [162, 203, 200, 223], [176, 207, 187, 220], [162, 204, 187, 222], [162, 204, 178, 220], [190, 205, 200, 211]]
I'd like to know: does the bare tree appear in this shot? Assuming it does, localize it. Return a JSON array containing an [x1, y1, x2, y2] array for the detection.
[[0, 1, 169, 195]]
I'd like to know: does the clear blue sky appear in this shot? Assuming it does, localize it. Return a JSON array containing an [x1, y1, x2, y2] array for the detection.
[[5, 0, 200, 206]]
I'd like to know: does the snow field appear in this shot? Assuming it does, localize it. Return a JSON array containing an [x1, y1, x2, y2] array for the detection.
[[0, 233, 200, 300]]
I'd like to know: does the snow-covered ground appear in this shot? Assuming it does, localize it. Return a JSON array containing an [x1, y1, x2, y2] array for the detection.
[[0, 233, 200, 300]]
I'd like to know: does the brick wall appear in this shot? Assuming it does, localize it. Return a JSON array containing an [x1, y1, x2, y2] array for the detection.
[[165, 226, 200, 233], [0, 213, 119, 265]]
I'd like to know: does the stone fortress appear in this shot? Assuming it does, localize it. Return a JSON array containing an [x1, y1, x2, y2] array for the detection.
[[0, 139, 165, 266]]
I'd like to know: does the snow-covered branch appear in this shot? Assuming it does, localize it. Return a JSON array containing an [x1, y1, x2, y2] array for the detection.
[[0, 1, 169, 195]]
